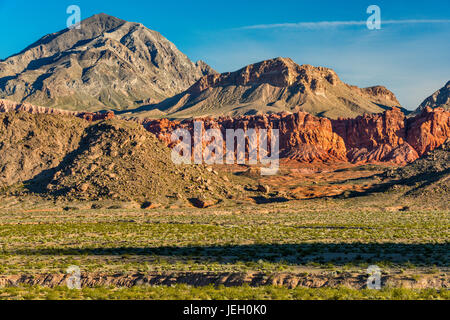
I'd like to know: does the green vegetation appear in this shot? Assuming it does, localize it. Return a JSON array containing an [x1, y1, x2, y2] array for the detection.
[[0, 285, 447, 300], [0, 199, 448, 275], [0, 190, 448, 300]]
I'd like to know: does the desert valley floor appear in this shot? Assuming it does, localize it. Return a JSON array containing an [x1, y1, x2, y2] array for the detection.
[[0, 160, 448, 300]]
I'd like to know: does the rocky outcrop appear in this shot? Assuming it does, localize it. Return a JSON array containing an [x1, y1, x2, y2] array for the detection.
[[0, 112, 237, 204], [406, 107, 450, 155], [331, 106, 449, 163], [0, 271, 447, 289], [188, 57, 306, 93], [0, 99, 115, 122], [0, 13, 214, 111], [0, 99, 78, 116], [146, 57, 401, 119], [195, 60, 218, 76], [144, 112, 348, 163], [78, 110, 115, 122], [360, 85, 398, 101], [0, 111, 90, 187], [382, 139, 449, 201], [143, 107, 450, 165], [331, 107, 412, 164]]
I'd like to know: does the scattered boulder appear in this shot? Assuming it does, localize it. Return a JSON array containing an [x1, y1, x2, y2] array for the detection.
[[189, 197, 217, 208], [257, 184, 270, 194], [141, 201, 161, 209]]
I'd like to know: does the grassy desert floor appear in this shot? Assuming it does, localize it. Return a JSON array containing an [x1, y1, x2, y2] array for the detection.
[[1, 285, 448, 300], [0, 163, 448, 299]]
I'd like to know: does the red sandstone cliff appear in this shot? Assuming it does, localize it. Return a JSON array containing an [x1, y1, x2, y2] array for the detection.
[[331, 107, 413, 164], [143, 112, 347, 163], [407, 107, 450, 155], [143, 107, 450, 165], [331, 107, 449, 164]]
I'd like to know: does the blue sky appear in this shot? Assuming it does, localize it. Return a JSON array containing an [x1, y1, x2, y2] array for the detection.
[[0, 0, 449, 110]]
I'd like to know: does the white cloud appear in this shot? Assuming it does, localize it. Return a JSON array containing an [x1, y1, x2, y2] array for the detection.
[[238, 19, 450, 30]]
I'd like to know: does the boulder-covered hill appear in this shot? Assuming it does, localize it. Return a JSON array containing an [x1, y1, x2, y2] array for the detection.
[[416, 80, 450, 112], [0, 13, 215, 111], [382, 139, 449, 205], [142, 57, 402, 119], [0, 111, 236, 205]]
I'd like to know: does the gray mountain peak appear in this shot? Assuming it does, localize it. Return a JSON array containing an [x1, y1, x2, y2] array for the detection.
[[0, 14, 214, 111]]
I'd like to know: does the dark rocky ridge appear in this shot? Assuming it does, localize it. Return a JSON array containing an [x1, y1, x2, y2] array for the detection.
[[381, 139, 449, 203]]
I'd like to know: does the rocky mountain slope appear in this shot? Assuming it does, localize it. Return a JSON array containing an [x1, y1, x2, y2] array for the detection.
[[0, 14, 214, 111], [386, 139, 449, 181], [0, 111, 235, 205], [144, 57, 401, 119], [417, 81, 450, 112]]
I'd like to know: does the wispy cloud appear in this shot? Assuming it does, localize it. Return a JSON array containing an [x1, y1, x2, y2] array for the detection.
[[238, 19, 450, 30]]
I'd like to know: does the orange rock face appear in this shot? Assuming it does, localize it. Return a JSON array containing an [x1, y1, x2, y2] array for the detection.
[[144, 107, 449, 165], [78, 111, 115, 122], [406, 107, 450, 156], [331, 107, 449, 164], [144, 112, 348, 163], [331, 107, 410, 164]]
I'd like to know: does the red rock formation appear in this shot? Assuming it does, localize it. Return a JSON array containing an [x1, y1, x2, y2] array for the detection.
[[144, 112, 348, 163], [0, 99, 78, 116], [144, 107, 449, 165], [331, 107, 449, 164], [331, 107, 410, 164], [0, 99, 115, 122], [406, 107, 450, 155], [78, 111, 115, 122]]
